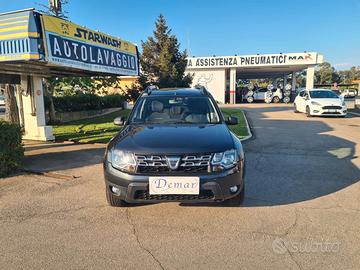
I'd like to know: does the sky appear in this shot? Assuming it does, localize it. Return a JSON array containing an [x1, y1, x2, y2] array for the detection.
[[1, 0, 360, 70]]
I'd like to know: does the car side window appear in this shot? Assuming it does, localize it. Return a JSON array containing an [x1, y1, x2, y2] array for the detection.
[[299, 91, 305, 97]]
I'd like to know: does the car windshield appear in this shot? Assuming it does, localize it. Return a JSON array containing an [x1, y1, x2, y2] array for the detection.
[[129, 96, 221, 124], [310, 90, 338, 99]]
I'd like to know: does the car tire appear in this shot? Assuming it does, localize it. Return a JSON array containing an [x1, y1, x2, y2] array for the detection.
[[294, 103, 299, 113], [272, 96, 280, 103], [106, 188, 128, 207], [283, 96, 290, 103], [247, 96, 254, 103], [306, 106, 312, 117], [224, 184, 245, 206]]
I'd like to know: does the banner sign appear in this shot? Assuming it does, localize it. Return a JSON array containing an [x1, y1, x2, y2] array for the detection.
[[42, 15, 139, 76], [187, 52, 319, 69], [0, 10, 41, 62]]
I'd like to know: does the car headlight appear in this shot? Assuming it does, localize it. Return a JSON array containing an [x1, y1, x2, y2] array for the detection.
[[311, 101, 321, 106], [211, 149, 238, 171], [111, 149, 136, 173]]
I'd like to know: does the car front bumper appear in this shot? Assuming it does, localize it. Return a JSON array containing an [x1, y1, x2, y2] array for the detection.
[[311, 106, 347, 116], [103, 161, 245, 203]]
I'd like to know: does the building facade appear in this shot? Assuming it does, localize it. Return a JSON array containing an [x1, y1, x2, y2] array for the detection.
[[186, 52, 324, 103]]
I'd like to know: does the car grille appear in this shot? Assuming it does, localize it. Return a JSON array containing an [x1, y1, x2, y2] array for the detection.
[[134, 189, 214, 200], [322, 106, 342, 110], [135, 154, 212, 174], [322, 111, 341, 115]]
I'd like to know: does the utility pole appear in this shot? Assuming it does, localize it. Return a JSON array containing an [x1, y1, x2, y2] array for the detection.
[[49, 0, 61, 16]]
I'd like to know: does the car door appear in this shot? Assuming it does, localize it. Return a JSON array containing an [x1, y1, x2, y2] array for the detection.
[[295, 91, 306, 112], [256, 88, 267, 100]]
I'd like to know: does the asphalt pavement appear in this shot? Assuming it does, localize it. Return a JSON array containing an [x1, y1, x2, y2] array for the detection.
[[1, 103, 359, 269]]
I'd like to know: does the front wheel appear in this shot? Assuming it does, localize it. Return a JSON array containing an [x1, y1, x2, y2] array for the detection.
[[306, 106, 312, 117], [224, 185, 245, 206], [272, 96, 280, 103], [247, 96, 254, 103]]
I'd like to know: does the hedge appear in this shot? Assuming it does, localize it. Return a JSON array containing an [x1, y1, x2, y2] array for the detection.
[[45, 94, 126, 113], [0, 120, 24, 177]]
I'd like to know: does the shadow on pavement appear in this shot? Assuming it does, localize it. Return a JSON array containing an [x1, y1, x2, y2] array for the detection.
[[24, 144, 105, 172], [240, 105, 360, 207]]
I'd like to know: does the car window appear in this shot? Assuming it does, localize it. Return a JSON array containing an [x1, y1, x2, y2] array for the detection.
[[129, 96, 221, 124], [298, 91, 305, 97], [310, 91, 338, 99]]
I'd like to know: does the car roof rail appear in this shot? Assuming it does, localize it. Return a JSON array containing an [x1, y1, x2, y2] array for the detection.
[[143, 85, 159, 95], [194, 84, 209, 96]]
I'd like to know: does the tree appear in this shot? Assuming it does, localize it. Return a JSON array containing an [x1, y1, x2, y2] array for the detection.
[[4, 84, 20, 124], [47, 76, 121, 96], [315, 62, 340, 84], [139, 14, 192, 88]]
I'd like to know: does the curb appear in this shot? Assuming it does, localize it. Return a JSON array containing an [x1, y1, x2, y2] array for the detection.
[[22, 168, 79, 180], [240, 111, 252, 142]]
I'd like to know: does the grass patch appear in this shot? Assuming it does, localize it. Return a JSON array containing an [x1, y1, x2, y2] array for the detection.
[[221, 108, 249, 138], [53, 110, 131, 143], [53, 108, 249, 144]]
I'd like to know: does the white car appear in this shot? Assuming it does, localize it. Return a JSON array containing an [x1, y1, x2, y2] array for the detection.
[[341, 89, 358, 98], [294, 89, 347, 117], [246, 88, 283, 103]]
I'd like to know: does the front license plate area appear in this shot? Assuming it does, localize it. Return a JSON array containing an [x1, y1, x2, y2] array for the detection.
[[149, 177, 200, 195]]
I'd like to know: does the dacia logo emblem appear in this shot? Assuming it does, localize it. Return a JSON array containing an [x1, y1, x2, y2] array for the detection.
[[166, 156, 180, 170]]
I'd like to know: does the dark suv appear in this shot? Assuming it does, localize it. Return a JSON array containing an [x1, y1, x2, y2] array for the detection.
[[103, 87, 245, 207]]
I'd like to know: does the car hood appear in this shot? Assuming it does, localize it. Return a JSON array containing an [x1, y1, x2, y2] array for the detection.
[[110, 124, 235, 154], [311, 98, 343, 106]]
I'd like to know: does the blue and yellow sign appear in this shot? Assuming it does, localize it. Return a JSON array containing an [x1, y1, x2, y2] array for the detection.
[[0, 10, 41, 62], [41, 15, 139, 76]]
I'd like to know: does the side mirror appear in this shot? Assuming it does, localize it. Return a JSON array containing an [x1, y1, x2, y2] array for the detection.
[[113, 117, 125, 126], [225, 116, 238, 125]]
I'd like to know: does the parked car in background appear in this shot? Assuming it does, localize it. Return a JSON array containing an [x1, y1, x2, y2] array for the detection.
[[341, 89, 358, 98], [294, 89, 347, 117], [246, 87, 283, 103], [104, 87, 245, 207]]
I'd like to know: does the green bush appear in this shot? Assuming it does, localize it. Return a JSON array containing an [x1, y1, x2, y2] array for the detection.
[[45, 94, 126, 112], [0, 121, 24, 177]]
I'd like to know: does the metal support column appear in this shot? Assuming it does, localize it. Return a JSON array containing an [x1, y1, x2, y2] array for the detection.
[[306, 66, 315, 90], [21, 75, 54, 141], [291, 71, 296, 91], [229, 68, 236, 104]]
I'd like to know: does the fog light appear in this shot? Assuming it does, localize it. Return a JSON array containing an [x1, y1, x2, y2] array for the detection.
[[111, 186, 121, 195], [313, 110, 319, 113], [229, 185, 238, 193]]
